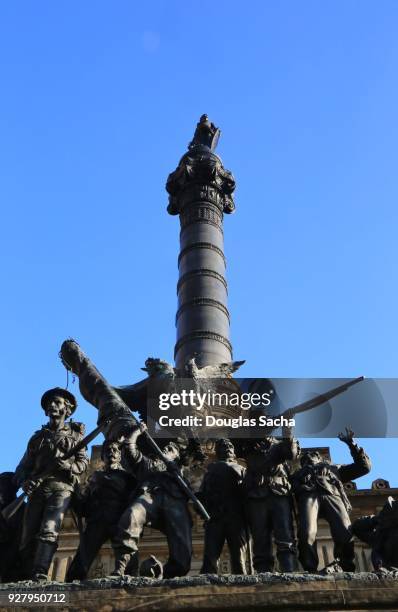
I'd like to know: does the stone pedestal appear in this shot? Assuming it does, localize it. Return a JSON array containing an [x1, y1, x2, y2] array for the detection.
[[2, 573, 398, 612]]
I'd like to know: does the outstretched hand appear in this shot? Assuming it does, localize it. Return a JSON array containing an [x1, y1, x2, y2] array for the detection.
[[126, 421, 147, 442], [55, 458, 72, 473], [22, 479, 38, 495], [139, 421, 148, 434], [338, 427, 355, 445]]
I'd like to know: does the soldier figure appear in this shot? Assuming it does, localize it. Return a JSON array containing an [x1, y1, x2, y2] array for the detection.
[[292, 428, 371, 572], [66, 439, 136, 581], [112, 422, 192, 578], [14, 388, 88, 580], [199, 439, 248, 575], [0, 472, 24, 582], [352, 496, 398, 571], [243, 435, 299, 573]]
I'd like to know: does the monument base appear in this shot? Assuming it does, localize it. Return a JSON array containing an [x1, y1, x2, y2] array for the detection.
[[2, 573, 398, 611]]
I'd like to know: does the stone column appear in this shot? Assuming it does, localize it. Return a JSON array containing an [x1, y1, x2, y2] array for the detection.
[[166, 115, 236, 370]]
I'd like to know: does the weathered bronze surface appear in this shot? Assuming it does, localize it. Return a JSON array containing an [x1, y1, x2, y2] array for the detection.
[[112, 423, 193, 578], [292, 428, 371, 572], [353, 495, 398, 571], [243, 436, 299, 573], [66, 439, 136, 581], [12, 388, 88, 581], [199, 439, 248, 574], [0, 472, 24, 582]]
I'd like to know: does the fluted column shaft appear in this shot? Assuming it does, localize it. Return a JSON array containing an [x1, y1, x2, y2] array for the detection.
[[166, 117, 236, 369]]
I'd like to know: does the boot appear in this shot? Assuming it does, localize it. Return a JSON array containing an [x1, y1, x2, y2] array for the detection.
[[277, 550, 297, 573], [111, 551, 132, 577], [140, 555, 163, 579], [337, 540, 355, 572], [32, 541, 57, 581]]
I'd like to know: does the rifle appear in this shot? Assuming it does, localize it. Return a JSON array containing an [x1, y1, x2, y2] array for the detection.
[[244, 520, 254, 574], [279, 376, 364, 427], [244, 377, 364, 442], [2, 421, 108, 522], [139, 429, 210, 520], [59, 339, 210, 522]]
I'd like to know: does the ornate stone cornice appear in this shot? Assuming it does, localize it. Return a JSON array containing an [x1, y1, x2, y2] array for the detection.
[[166, 151, 235, 216]]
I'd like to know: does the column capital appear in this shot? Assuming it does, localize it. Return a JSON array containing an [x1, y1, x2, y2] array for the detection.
[[166, 116, 236, 216]]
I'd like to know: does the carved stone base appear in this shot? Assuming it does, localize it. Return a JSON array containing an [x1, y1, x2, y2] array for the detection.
[[2, 573, 398, 611]]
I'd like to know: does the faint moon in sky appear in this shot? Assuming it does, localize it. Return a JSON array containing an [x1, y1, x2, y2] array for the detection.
[[142, 31, 160, 53]]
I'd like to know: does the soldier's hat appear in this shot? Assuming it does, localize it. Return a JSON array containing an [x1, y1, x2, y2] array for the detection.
[[41, 387, 77, 415]]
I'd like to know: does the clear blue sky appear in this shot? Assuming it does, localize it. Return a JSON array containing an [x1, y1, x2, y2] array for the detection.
[[1, 2, 397, 487]]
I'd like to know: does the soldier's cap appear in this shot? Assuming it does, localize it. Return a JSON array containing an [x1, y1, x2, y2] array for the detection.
[[41, 387, 77, 415]]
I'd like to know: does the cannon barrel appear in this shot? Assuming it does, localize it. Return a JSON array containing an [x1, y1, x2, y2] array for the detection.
[[59, 339, 210, 521]]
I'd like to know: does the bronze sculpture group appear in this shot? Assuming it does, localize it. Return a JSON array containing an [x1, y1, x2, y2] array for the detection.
[[1, 117, 393, 590], [1, 342, 395, 584]]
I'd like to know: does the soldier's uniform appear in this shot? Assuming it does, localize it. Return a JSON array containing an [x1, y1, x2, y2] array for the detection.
[[352, 496, 398, 570], [67, 463, 135, 580], [292, 442, 371, 572], [0, 472, 24, 582], [113, 439, 192, 578], [243, 437, 299, 573], [15, 411, 88, 578], [200, 451, 247, 574]]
